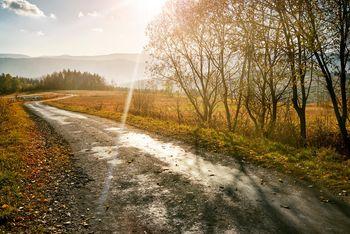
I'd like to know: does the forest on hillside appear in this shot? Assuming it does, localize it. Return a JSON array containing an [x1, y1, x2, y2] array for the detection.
[[146, 0, 350, 155], [0, 70, 112, 95], [0, 74, 39, 94]]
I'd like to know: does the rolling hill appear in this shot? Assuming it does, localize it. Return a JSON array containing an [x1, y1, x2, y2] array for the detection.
[[0, 53, 148, 85], [0, 54, 31, 59]]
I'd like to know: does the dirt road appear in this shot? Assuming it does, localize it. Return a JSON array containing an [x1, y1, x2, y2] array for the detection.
[[25, 101, 350, 233]]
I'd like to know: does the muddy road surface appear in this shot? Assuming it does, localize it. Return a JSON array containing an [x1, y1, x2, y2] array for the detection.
[[25, 101, 350, 233]]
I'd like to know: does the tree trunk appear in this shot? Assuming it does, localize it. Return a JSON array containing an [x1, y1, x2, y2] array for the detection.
[[299, 110, 307, 147], [232, 56, 247, 132], [268, 100, 278, 136], [292, 86, 307, 147]]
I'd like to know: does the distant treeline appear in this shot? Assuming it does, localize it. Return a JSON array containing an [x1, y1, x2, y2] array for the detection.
[[39, 70, 110, 91], [0, 74, 39, 94], [0, 70, 112, 95]]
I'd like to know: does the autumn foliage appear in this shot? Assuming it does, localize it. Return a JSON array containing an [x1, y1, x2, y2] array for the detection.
[[0, 99, 70, 231]]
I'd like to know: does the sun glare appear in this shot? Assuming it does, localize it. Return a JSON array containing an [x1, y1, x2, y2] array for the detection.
[[132, 0, 166, 18]]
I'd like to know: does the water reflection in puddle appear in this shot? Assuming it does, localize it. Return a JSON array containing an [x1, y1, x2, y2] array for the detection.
[[90, 146, 119, 160], [118, 132, 238, 186], [27, 102, 87, 125], [106, 128, 258, 199]]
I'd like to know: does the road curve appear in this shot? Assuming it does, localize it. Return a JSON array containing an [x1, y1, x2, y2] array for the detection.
[[25, 101, 350, 233]]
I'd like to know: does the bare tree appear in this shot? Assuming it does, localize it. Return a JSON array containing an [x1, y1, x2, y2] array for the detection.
[[234, 1, 290, 136], [198, 0, 240, 130], [304, 0, 350, 154], [147, 0, 221, 125], [273, 0, 314, 145]]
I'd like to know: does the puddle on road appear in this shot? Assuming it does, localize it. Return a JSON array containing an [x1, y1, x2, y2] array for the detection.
[[114, 130, 258, 199], [44, 105, 87, 119], [27, 102, 87, 125], [118, 132, 237, 186], [108, 159, 123, 166], [105, 127, 123, 132], [90, 146, 119, 160]]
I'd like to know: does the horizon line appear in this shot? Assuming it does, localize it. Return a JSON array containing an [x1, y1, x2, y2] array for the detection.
[[0, 51, 145, 58]]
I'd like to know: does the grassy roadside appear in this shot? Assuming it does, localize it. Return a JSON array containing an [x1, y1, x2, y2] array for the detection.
[[47, 99, 350, 197], [0, 99, 70, 231]]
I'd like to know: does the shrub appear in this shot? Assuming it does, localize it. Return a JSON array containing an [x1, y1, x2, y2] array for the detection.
[[131, 89, 155, 115], [317, 147, 343, 162]]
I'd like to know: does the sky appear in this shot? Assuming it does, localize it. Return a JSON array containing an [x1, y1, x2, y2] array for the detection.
[[0, 0, 166, 56]]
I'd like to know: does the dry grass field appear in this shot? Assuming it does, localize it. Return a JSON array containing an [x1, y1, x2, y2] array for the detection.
[[46, 90, 350, 196], [0, 98, 71, 231], [48, 90, 342, 147]]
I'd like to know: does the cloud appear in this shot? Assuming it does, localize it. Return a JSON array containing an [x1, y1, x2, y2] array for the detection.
[[87, 11, 100, 17], [1, 0, 45, 17], [91, 28, 103, 33], [36, 31, 45, 36], [78, 11, 101, 19], [19, 28, 45, 36], [49, 13, 56, 19], [78, 11, 84, 18]]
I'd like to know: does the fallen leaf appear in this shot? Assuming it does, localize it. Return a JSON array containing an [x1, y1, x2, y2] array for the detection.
[[280, 204, 290, 209]]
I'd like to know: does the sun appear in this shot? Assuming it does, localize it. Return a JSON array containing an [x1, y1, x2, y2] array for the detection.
[[145, 0, 166, 9], [135, 0, 166, 17], [115, 0, 166, 19]]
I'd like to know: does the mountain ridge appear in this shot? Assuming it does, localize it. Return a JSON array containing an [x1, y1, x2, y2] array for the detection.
[[0, 53, 148, 84], [0, 54, 31, 59]]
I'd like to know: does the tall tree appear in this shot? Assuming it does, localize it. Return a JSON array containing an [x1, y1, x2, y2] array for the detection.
[[147, 0, 221, 125], [305, 0, 350, 153], [273, 0, 314, 145]]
